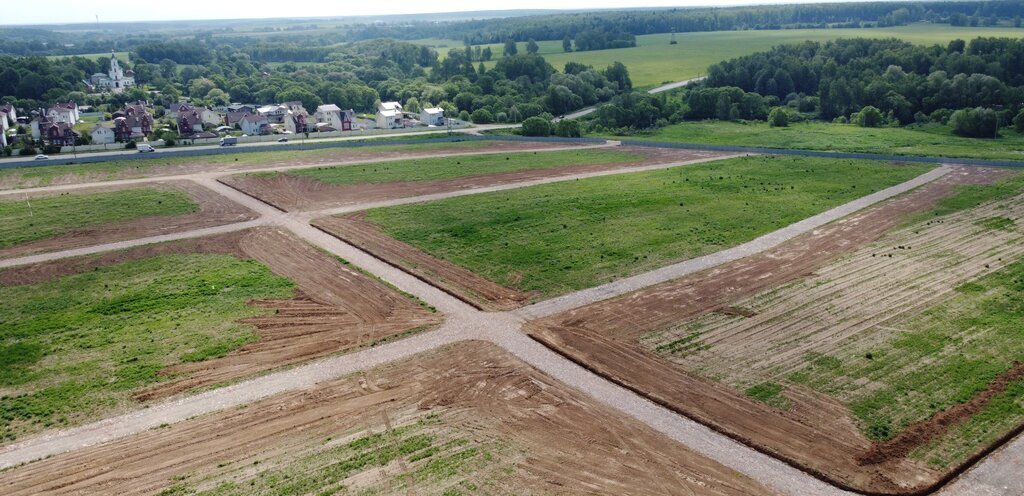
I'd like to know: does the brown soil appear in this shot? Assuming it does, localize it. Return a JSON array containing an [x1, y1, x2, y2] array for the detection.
[[223, 146, 726, 211], [859, 361, 1024, 467], [0, 342, 772, 496], [0, 181, 256, 260], [314, 212, 533, 311], [0, 141, 584, 190], [0, 228, 442, 402], [524, 166, 1014, 494]]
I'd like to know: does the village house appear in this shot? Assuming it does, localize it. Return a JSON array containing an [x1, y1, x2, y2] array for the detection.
[[87, 53, 135, 94], [421, 107, 445, 126], [200, 107, 223, 127], [176, 108, 204, 136], [225, 111, 249, 127], [314, 104, 354, 131], [46, 102, 79, 125], [376, 101, 404, 129], [240, 113, 271, 135], [226, 103, 255, 114], [90, 123, 116, 145], [285, 110, 309, 134], [113, 101, 154, 141], [0, 104, 14, 148], [256, 104, 288, 123], [40, 121, 79, 147]]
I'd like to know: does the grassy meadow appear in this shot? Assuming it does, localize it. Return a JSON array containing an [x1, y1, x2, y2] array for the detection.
[[0, 253, 296, 441], [282, 148, 641, 185], [421, 24, 1024, 89], [364, 155, 931, 298], [0, 188, 198, 249], [607, 120, 1024, 161]]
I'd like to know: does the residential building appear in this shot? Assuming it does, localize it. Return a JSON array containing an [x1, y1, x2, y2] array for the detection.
[[200, 107, 223, 127], [0, 104, 13, 148], [46, 102, 79, 125], [379, 101, 403, 113], [240, 113, 271, 135], [377, 101, 404, 129], [257, 104, 288, 123], [113, 101, 153, 141], [285, 110, 309, 134], [421, 107, 445, 126], [90, 123, 115, 145], [226, 103, 255, 114], [41, 121, 79, 147], [225, 111, 249, 127], [87, 53, 135, 93], [176, 108, 204, 136], [314, 104, 354, 131]]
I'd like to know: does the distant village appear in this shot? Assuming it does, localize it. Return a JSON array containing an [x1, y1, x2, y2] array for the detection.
[[3, 54, 450, 153]]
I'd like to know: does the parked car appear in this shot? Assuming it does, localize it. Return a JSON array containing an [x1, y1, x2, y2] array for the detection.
[[277, 137, 288, 143], [34, 154, 49, 160], [137, 144, 156, 153], [220, 136, 238, 146]]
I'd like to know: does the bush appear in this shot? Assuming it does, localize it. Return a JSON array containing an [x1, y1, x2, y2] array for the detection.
[[18, 146, 37, 156], [852, 106, 884, 128], [521, 116, 551, 137], [470, 109, 494, 124], [163, 138, 176, 147], [930, 108, 953, 124], [949, 107, 998, 138], [458, 110, 470, 122], [41, 144, 61, 154], [2, 146, 11, 157], [768, 107, 789, 127], [913, 111, 929, 124], [1014, 109, 1024, 133], [554, 119, 581, 137], [832, 116, 848, 124]]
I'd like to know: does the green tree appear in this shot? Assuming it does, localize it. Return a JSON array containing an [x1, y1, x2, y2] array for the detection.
[[159, 59, 178, 79], [470, 108, 494, 124], [481, 47, 493, 61], [503, 40, 518, 57], [1014, 109, 1024, 133], [563, 36, 573, 53], [554, 119, 581, 137], [853, 106, 884, 128], [950, 107, 998, 138], [527, 38, 540, 55], [277, 87, 322, 113], [521, 116, 551, 136], [768, 107, 789, 127]]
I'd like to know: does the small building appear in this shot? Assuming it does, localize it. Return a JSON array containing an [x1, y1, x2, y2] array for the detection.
[[42, 121, 79, 147], [314, 104, 353, 131], [285, 110, 309, 134], [376, 109, 400, 129], [240, 113, 271, 135], [0, 104, 14, 148], [90, 123, 116, 145], [421, 107, 445, 126], [200, 107, 223, 127], [226, 103, 255, 114], [113, 101, 154, 141], [379, 101, 403, 113], [257, 104, 288, 124], [46, 102, 79, 125], [225, 111, 249, 127], [176, 109, 204, 136]]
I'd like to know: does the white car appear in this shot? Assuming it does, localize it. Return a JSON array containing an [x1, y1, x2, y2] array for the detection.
[[34, 154, 49, 160]]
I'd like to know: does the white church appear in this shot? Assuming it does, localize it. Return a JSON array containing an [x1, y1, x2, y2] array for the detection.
[[87, 53, 136, 93]]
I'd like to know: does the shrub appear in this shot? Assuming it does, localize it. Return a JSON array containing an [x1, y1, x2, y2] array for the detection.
[[852, 106, 884, 128], [833, 115, 848, 124], [930, 108, 953, 124], [163, 138, 176, 147], [554, 119, 581, 137], [18, 146, 37, 156], [521, 116, 551, 137], [458, 110, 470, 122], [2, 146, 11, 157], [1014, 109, 1024, 133], [470, 109, 494, 124], [41, 144, 61, 154], [768, 107, 789, 127], [949, 107, 998, 138], [125, 140, 137, 149]]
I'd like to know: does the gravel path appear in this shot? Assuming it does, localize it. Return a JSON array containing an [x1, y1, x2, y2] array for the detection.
[[0, 149, 1006, 496]]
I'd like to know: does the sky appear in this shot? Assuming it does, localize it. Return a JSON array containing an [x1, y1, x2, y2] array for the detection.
[[7, 0, 880, 26]]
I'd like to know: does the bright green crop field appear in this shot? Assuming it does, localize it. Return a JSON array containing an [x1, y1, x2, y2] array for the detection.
[[605, 120, 1024, 161], [0, 188, 198, 249], [424, 24, 1024, 89], [280, 148, 641, 185], [0, 253, 296, 441], [364, 155, 931, 298]]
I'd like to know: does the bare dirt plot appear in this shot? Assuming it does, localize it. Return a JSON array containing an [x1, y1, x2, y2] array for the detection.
[[0, 342, 772, 496], [225, 146, 723, 211], [525, 166, 1013, 494], [0, 228, 442, 408], [0, 141, 582, 190], [0, 181, 256, 260]]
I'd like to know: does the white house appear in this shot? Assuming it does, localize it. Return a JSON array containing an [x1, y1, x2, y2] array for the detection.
[[200, 107, 223, 127], [240, 113, 271, 135], [376, 109, 400, 129], [0, 104, 13, 148], [90, 123, 115, 145], [421, 107, 445, 126], [314, 104, 343, 129], [46, 102, 79, 125], [379, 101, 403, 113], [257, 104, 288, 123], [284, 110, 308, 134]]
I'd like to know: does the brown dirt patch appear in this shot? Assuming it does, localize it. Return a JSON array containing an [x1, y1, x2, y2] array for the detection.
[[525, 166, 1013, 494], [0, 228, 442, 402], [0, 180, 256, 260], [0, 342, 772, 496], [223, 146, 725, 211], [314, 212, 533, 311]]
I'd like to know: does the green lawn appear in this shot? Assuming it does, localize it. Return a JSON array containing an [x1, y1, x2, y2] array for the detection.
[[364, 155, 932, 298], [605, 120, 1024, 161], [282, 148, 642, 185], [0, 188, 198, 249], [424, 24, 1024, 89], [0, 139, 492, 190], [0, 253, 296, 441]]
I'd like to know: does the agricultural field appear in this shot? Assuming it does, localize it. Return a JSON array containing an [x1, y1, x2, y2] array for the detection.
[[45, 51, 129, 62], [426, 24, 1024, 88], [0, 342, 768, 496], [0, 139, 557, 190], [0, 182, 255, 260], [0, 228, 440, 441], [340, 155, 931, 306], [608, 120, 1024, 161], [526, 166, 1022, 493], [225, 146, 711, 211]]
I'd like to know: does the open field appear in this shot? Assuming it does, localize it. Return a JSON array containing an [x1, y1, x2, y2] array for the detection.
[[0, 139, 564, 190], [608, 121, 1024, 161], [0, 342, 769, 496], [0, 228, 441, 442], [343, 155, 931, 307], [425, 24, 1024, 88], [227, 146, 703, 212], [45, 51, 129, 62], [525, 166, 1018, 493], [0, 181, 256, 260]]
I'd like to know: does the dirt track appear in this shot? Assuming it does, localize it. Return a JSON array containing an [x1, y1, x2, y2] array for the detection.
[[0, 342, 771, 496], [0, 227, 442, 403], [525, 166, 1013, 494], [0, 181, 257, 260], [223, 147, 727, 211]]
